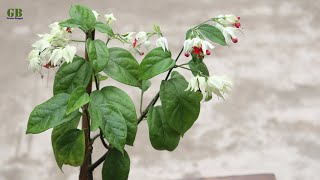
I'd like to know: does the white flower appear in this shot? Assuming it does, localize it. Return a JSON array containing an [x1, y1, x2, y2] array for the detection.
[[224, 14, 238, 24], [50, 48, 63, 66], [144, 40, 151, 49], [92, 10, 99, 20], [27, 50, 41, 72], [62, 45, 77, 63], [201, 40, 215, 55], [183, 39, 193, 52], [216, 14, 238, 26], [185, 75, 207, 92], [207, 75, 232, 98], [156, 37, 169, 51], [185, 74, 232, 101], [214, 23, 238, 43], [32, 39, 51, 51], [104, 13, 116, 25], [134, 31, 148, 47], [49, 22, 64, 37]]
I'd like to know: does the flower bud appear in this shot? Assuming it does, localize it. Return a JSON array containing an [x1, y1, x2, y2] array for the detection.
[[184, 52, 190, 57], [237, 16, 240, 20], [206, 50, 211, 55], [232, 37, 238, 43], [66, 27, 72, 33], [234, 22, 241, 28]]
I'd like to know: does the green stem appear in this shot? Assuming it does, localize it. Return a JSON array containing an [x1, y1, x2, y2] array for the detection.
[[139, 91, 143, 115], [71, 39, 86, 43]]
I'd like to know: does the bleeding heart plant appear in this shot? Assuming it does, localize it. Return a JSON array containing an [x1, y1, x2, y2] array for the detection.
[[26, 4, 242, 180]]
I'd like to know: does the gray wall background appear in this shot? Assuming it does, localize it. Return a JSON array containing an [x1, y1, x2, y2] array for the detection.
[[0, 0, 319, 179]]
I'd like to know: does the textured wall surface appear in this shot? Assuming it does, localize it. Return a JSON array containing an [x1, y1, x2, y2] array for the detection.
[[0, 0, 319, 180]]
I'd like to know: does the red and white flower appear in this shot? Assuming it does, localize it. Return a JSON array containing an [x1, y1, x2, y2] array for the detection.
[[183, 38, 214, 58]]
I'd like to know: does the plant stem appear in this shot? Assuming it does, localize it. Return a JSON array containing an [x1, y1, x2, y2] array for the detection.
[[139, 91, 143, 115], [138, 47, 184, 124], [71, 39, 86, 43], [89, 151, 109, 172], [79, 30, 95, 180]]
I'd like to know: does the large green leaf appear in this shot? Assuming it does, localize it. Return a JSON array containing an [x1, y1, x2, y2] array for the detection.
[[53, 56, 92, 95], [139, 47, 175, 80], [66, 86, 90, 115], [99, 86, 137, 146], [51, 116, 82, 169], [26, 93, 81, 134], [59, 19, 83, 28], [198, 24, 227, 46], [87, 39, 109, 72], [89, 90, 127, 153], [188, 60, 209, 76], [94, 22, 114, 37], [69, 4, 96, 31], [102, 149, 130, 180], [54, 129, 85, 168], [160, 71, 202, 135], [104, 47, 140, 87], [147, 106, 180, 151]]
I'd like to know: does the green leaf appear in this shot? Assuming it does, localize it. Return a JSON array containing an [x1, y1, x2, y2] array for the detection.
[[147, 106, 180, 151], [88, 91, 103, 131], [89, 87, 137, 146], [95, 22, 115, 37], [52, 116, 81, 169], [100, 105, 127, 153], [188, 60, 209, 76], [140, 80, 151, 92], [59, 19, 83, 28], [160, 71, 202, 135], [104, 47, 140, 87], [198, 24, 227, 46], [139, 47, 175, 80], [54, 129, 85, 168], [66, 86, 90, 115], [87, 39, 109, 72], [69, 4, 96, 31], [102, 149, 130, 180], [26, 93, 81, 134], [101, 86, 138, 146], [89, 90, 127, 152], [53, 56, 92, 95]]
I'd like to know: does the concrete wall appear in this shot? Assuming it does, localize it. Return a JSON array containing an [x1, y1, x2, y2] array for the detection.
[[0, 0, 319, 179]]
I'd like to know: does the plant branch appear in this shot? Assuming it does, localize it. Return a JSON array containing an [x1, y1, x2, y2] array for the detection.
[[70, 39, 86, 43], [138, 47, 184, 124], [93, 73, 100, 90], [91, 134, 100, 142], [89, 151, 109, 172], [99, 129, 111, 150]]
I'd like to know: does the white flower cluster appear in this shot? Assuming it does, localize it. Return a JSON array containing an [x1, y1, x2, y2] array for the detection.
[[121, 31, 169, 55], [214, 14, 241, 43], [186, 75, 232, 100], [27, 22, 77, 72]]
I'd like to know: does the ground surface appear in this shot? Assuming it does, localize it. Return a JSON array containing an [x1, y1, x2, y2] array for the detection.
[[0, 0, 319, 180]]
